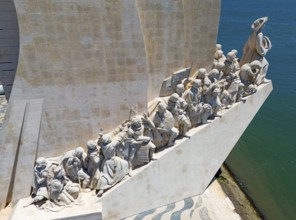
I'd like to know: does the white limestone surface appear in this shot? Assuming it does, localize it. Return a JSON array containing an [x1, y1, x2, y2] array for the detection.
[[100, 82, 273, 220], [9, 192, 102, 220], [123, 180, 240, 220]]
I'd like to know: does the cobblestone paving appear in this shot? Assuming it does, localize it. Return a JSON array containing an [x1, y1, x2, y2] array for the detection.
[[0, 95, 8, 129], [122, 181, 240, 220]]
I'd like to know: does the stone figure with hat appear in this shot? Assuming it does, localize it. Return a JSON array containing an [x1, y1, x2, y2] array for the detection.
[[240, 17, 272, 85], [167, 93, 191, 137], [125, 115, 156, 169]]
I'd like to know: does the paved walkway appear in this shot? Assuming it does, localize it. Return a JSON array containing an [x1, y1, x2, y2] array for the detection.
[[122, 180, 241, 220]]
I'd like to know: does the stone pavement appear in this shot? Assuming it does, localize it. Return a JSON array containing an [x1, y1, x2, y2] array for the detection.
[[0, 95, 8, 129], [122, 180, 241, 220]]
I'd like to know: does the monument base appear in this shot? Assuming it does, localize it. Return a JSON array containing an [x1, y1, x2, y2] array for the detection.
[[7, 83, 272, 220], [9, 193, 102, 220]]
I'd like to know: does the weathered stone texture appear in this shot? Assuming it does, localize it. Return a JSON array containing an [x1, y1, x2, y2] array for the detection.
[[0, 100, 26, 209], [101, 82, 273, 220], [11, 0, 148, 157], [136, 0, 221, 100], [7, 0, 220, 159]]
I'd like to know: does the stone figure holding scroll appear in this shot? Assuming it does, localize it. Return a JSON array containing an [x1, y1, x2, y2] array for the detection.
[[240, 17, 272, 85]]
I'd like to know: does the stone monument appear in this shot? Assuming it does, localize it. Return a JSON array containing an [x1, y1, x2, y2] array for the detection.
[[0, 1, 273, 219]]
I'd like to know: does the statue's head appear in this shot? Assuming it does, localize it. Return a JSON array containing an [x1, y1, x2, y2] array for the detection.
[[86, 140, 97, 152], [226, 52, 235, 62], [216, 61, 225, 71], [213, 88, 220, 97], [36, 157, 47, 169], [176, 84, 184, 95], [53, 166, 65, 177], [231, 49, 238, 57], [215, 50, 224, 59], [197, 68, 206, 79], [131, 116, 142, 131], [157, 101, 167, 113], [168, 93, 179, 104], [208, 69, 219, 80], [50, 179, 63, 193], [192, 79, 202, 90], [216, 44, 222, 51], [74, 147, 84, 158]]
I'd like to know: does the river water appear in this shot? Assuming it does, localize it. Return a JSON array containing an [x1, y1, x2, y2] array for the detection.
[[217, 1, 296, 219]]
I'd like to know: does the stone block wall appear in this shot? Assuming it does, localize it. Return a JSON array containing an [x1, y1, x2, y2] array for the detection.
[[7, 0, 220, 158]]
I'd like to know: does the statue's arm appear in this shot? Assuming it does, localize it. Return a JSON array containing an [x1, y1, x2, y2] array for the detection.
[[256, 33, 268, 56]]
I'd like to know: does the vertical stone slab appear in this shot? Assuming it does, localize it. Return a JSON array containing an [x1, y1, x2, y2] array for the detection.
[[101, 83, 273, 220], [136, 0, 185, 101], [11, 0, 148, 157], [136, 0, 221, 101], [11, 99, 43, 205], [0, 100, 26, 209], [182, 0, 221, 70]]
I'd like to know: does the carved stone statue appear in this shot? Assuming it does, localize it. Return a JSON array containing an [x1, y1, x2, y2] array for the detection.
[[96, 134, 129, 197], [51, 166, 81, 202], [85, 140, 102, 190], [207, 88, 222, 117], [195, 68, 211, 102], [26, 157, 54, 207], [240, 17, 272, 85], [63, 147, 90, 189], [214, 44, 226, 68], [183, 79, 212, 126], [239, 60, 262, 96], [144, 101, 179, 148], [225, 74, 242, 105], [222, 52, 240, 78], [125, 115, 156, 169], [167, 93, 191, 137]]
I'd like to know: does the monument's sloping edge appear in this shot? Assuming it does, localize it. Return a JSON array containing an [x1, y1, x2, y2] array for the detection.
[[100, 82, 273, 220]]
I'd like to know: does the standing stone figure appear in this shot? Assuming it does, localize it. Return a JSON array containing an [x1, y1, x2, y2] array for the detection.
[[240, 17, 272, 85], [167, 93, 191, 137], [85, 140, 102, 190], [183, 79, 212, 126]]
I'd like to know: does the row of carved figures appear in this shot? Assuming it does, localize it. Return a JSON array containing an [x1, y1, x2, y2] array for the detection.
[[26, 17, 271, 210]]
